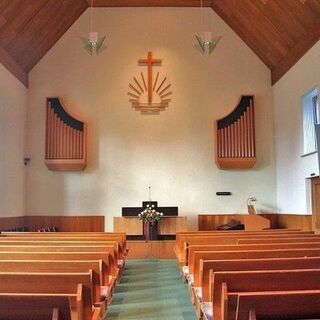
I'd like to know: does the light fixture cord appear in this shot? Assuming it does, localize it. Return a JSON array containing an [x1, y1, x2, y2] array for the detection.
[[90, 0, 93, 32], [200, 0, 203, 30]]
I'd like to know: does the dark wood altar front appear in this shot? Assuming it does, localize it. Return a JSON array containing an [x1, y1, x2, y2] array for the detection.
[[114, 201, 186, 240]]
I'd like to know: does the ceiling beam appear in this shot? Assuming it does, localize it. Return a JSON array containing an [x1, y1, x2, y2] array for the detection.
[[271, 19, 320, 85], [86, 0, 212, 6], [0, 45, 28, 88]]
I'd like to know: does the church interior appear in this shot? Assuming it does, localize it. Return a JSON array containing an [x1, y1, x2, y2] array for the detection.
[[1, 0, 320, 319]]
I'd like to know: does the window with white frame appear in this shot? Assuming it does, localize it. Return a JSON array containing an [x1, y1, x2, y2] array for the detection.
[[302, 87, 319, 155]]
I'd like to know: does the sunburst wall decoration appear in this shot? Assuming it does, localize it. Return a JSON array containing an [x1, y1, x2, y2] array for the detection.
[[128, 51, 172, 115]]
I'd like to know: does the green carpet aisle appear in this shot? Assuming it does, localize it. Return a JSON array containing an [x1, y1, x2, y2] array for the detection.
[[107, 259, 197, 320]]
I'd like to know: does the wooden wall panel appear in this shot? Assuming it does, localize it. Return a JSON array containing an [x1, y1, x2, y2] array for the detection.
[[261, 214, 312, 231], [198, 214, 239, 231], [158, 217, 187, 234], [113, 216, 187, 235], [0, 216, 26, 231], [311, 177, 320, 233], [113, 217, 143, 235], [25, 216, 105, 232], [126, 240, 175, 259], [198, 213, 312, 231]]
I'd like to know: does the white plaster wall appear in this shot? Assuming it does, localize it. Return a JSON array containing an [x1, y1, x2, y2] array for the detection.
[[26, 8, 276, 230], [273, 40, 320, 214], [0, 64, 27, 217]]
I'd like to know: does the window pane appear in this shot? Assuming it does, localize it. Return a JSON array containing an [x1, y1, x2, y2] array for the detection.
[[302, 88, 318, 154]]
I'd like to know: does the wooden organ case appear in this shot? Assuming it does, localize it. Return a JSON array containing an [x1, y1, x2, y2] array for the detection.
[[216, 95, 256, 169], [45, 98, 87, 171]]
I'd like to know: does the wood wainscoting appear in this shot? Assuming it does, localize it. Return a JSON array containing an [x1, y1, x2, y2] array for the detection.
[[312, 177, 320, 233], [198, 213, 312, 231], [0, 216, 26, 231], [0, 216, 105, 232], [261, 213, 312, 231]]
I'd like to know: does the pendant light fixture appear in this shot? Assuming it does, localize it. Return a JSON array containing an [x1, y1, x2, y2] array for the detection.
[[195, 0, 221, 55], [81, 0, 106, 55]]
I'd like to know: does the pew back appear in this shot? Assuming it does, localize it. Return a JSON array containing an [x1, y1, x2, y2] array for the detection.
[[188, 242, 320, 274], [212, 269, 320, 320], [0, 259, 106, 303], [200, 256, 320, 301], [0, 273, 94, 320], [176, 231, 314, 262], [0, 294, 73, 320], [192, 248, 320, 286], [236, 290, 320, 320]]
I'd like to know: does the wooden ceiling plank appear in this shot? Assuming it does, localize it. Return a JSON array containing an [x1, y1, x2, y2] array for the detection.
[[20, 0, 88, 72], [308, 0, 320, 15], [211, 1, 276, 68], [236, 1, 290, 58], [303, 0, 320, 19], [250, 0, 297, 47], [221, 0, 287, 65], [0, 0, 48, 49], [0, 44, 28, 87], [87, 0, 212, 6], [277, 0, 314, 32], [211, 0, 275, 69], [272, 19, 320, 85], [0, 0, 12, 15], [6, 0, 65, 68]]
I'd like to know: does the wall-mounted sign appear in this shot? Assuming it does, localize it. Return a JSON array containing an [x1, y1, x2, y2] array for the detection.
[[128, 51, 172, 115]]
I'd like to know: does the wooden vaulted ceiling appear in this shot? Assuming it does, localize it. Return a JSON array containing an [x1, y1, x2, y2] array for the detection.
[[0, 0, 319, 87]]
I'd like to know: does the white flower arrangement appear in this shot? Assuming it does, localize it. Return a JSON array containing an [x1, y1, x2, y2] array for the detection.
[[138, 204, 163, 223]]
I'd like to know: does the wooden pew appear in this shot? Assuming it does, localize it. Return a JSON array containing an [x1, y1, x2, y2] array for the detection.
[[2, 233, 127, 258], [174, 229, 314, 256], [0, 242, 119, 278], [0, 259, 109, 305], [211, 269, 320, 320], [176, 231, 315, 263], [0, 245, 116, 277], [0, 236, 126, 259], [200, 256, 320, 302], [0, 272, 100, 320], [190, 248, 320, 289], [183, 235, 320, 262], [0, 294, 73, 320], [187, 242, 320, 281], [0, 251, 116, 284], [235, 290, 320, 320], [238, 237, 320, 244]]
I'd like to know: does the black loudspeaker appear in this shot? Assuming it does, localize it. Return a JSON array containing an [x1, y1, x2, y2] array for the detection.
[[316, 124, 320, 173]]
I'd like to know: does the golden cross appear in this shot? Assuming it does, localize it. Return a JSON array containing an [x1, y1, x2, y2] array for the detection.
[[138, 51, 161, 104]]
